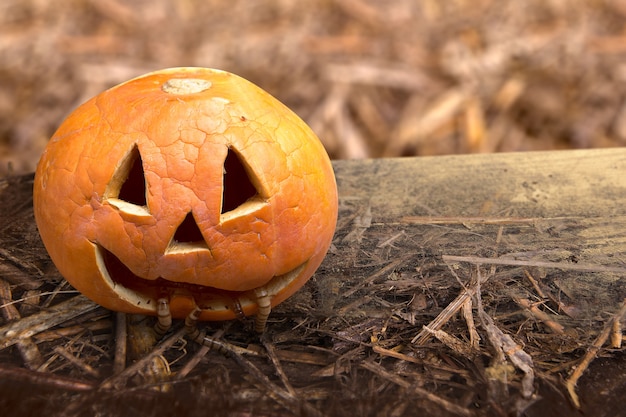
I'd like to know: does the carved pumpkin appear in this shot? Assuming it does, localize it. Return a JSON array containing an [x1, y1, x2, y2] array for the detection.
[[34, 67, 337, 321]]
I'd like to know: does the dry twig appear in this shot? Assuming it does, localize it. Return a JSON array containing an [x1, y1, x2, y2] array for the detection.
[[0, 295, 99, 350], [360, 360, 474, 417], [565, 298, 626, 408]]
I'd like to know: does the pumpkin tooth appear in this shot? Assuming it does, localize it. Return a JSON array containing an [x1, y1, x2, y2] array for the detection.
[[184, 306, 203, 342], [253, 286, 272, 333], [154, 297, 172, 337], [183, 306, 230, 354]]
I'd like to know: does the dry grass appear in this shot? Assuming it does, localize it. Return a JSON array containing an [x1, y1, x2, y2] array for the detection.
[[1, 0, 626, 175]]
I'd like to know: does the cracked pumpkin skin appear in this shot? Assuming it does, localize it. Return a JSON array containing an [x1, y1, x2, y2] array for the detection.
[[34, 67, 338, 321]]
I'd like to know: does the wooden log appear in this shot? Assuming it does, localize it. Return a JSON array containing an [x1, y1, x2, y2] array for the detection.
[[328, 148, 626, 320], [334, 148, 626, 218]]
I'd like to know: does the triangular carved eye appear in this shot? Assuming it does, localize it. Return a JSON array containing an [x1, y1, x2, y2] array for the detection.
[[221, 147, 259, 214], [118, 147, 147, 206], [104, 145, 148, 213]]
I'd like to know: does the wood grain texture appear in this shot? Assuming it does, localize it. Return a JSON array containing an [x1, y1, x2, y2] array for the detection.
[[334, 148, 626, 219]]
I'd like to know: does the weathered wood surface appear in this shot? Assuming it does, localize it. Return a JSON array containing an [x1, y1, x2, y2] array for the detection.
[[1, 149, 625, 417], [336, 148, 626, 218], [331, 149, 626, 318]]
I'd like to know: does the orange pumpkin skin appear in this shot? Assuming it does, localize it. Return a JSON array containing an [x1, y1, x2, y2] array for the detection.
[[34, 67, 337, 321]]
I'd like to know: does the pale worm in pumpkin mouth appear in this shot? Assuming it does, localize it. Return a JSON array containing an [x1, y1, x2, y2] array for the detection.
[[93, 242, 307, 319]]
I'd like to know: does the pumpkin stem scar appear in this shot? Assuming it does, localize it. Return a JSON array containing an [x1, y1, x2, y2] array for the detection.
[[161, 78, 212, 95]]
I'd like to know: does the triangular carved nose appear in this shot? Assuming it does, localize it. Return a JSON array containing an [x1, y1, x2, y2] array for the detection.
[[174, 212, 204, 243], [165, 212, 210, 254]]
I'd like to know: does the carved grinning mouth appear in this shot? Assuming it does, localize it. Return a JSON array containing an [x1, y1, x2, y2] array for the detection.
[[94, 243, 307, 315]]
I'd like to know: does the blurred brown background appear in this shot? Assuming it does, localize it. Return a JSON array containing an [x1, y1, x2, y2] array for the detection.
[[1, 0, 626, 176]]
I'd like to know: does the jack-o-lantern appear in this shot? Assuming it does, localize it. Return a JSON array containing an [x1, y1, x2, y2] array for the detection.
[[34, 67, 337, 324]]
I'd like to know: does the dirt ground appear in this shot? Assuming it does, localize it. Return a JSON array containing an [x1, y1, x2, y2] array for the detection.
[[1, 0, 626, 175]]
